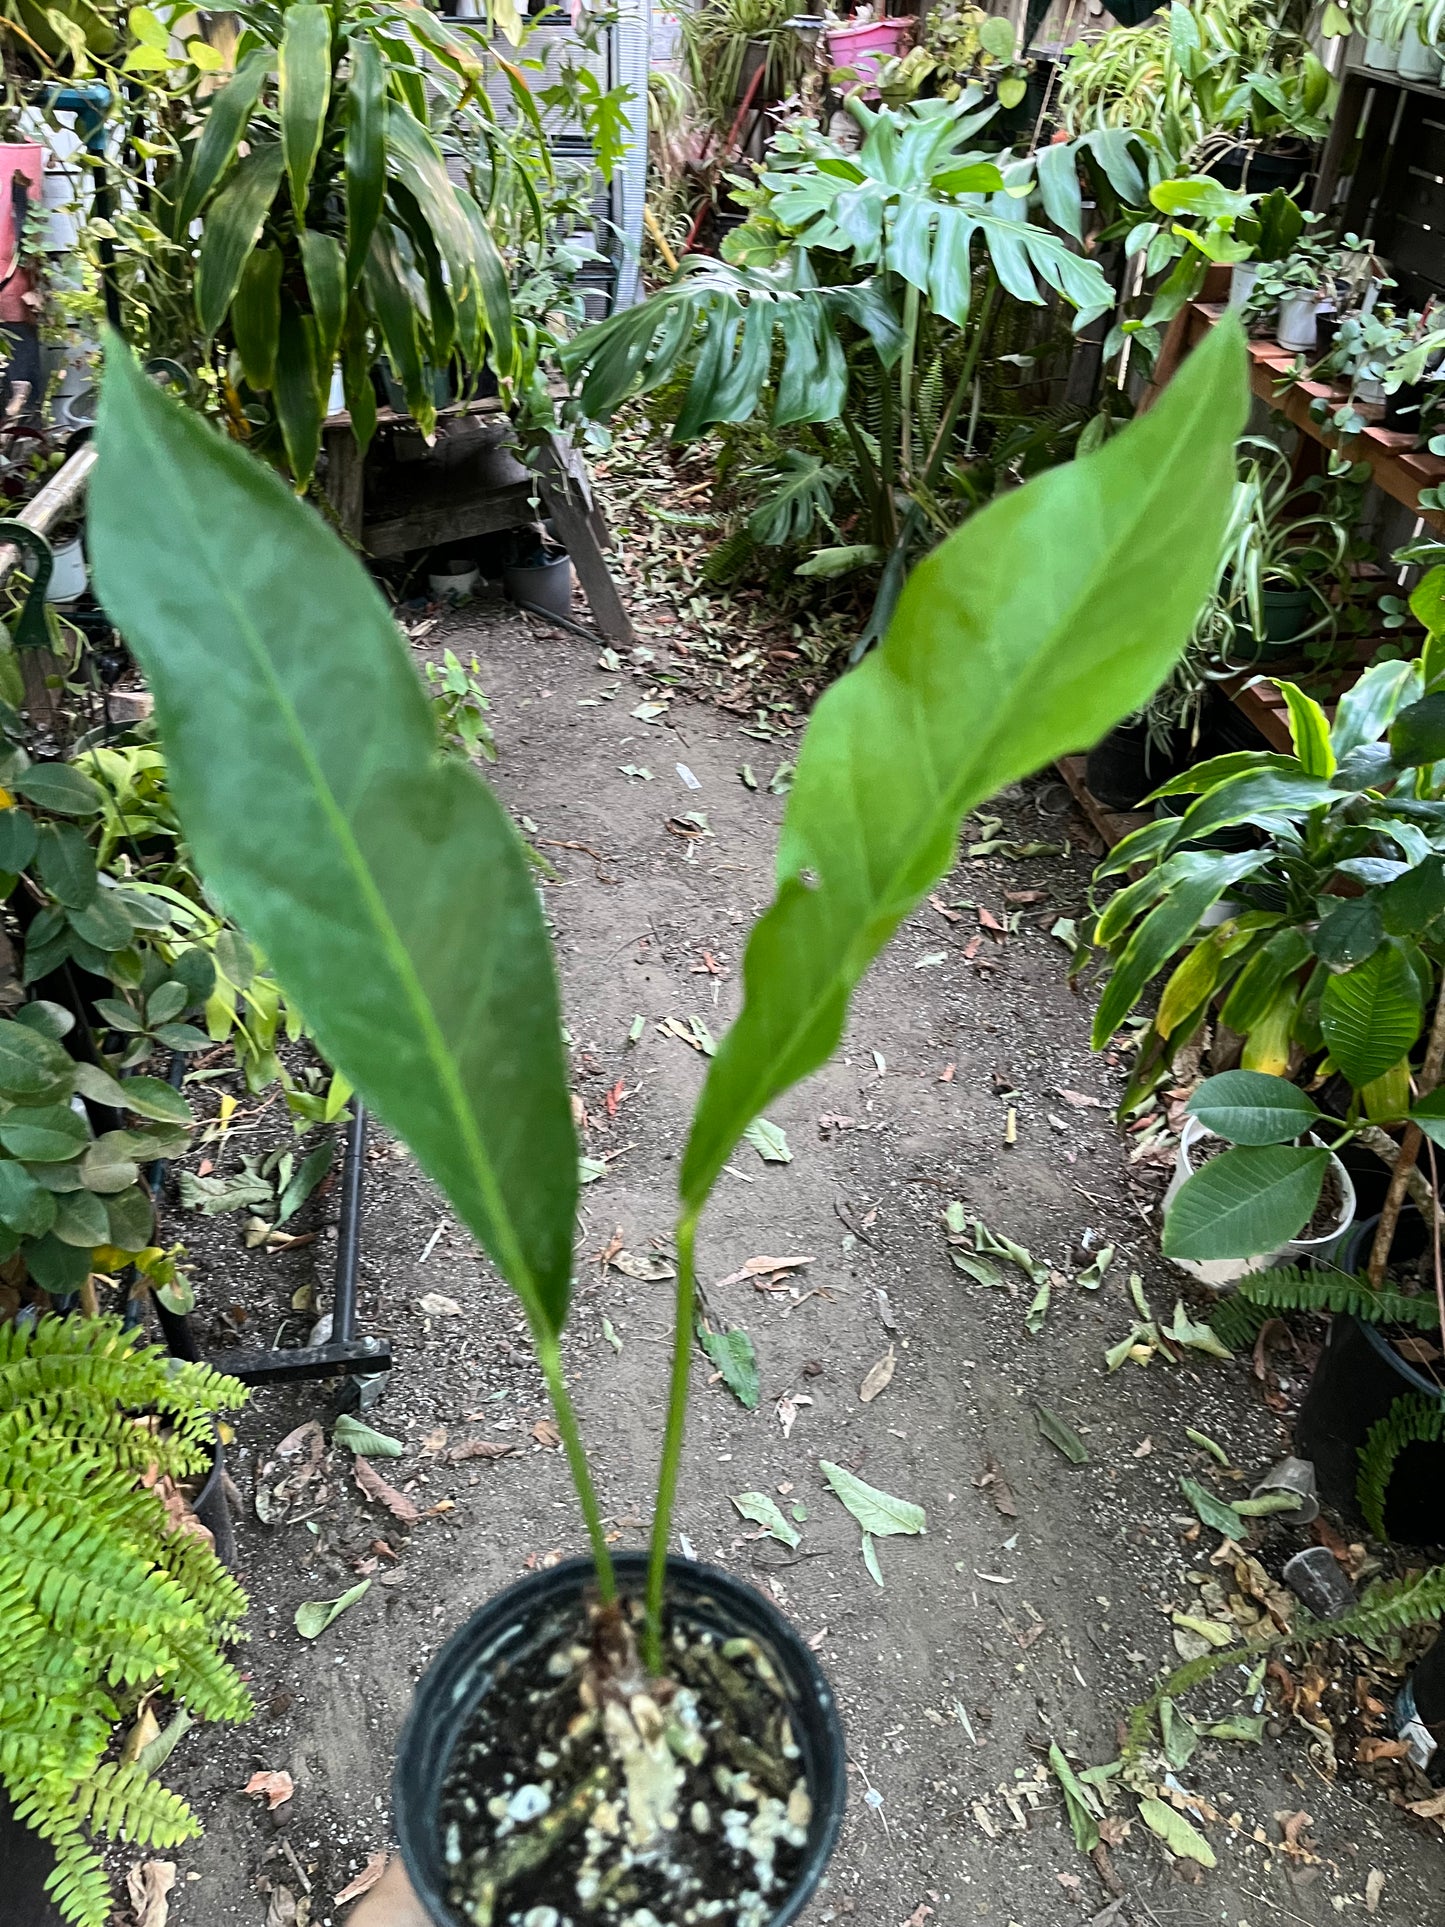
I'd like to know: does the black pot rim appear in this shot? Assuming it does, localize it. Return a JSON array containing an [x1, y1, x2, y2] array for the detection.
[[1337, 1209, 1445, 1405], [393, 1551, 847, 1927]]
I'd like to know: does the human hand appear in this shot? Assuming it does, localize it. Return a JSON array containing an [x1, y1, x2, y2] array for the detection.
[[346, 1856, 430, 1927]]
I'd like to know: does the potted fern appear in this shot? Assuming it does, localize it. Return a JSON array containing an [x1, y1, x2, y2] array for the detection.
[[0, 1317, 250, 1927], [86, 320, 1246, 1926]]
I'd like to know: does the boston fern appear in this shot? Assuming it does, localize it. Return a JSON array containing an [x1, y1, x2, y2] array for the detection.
[[0, 1317, 250, 1927]]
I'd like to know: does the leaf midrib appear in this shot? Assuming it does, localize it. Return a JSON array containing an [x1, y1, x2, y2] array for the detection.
[[128, 400, 546, 1312], [687, 354, 1224, 1199]]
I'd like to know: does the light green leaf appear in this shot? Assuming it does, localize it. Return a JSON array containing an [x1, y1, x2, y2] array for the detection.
[[333, 1411, 402, 1457], [697, 1320, 758, 1408], [1047, 1742, 1101, 1853], [1179, 1474, 1242, 1539], [1271, 679, 1334, 777], [731, 1490, 800, 1548], [0, 1105, 89, 1161], [1320, 944, 1423, 1091], [279, 3, 332, 222], [1025, 1277, 1051, 1333], [678, 322, 1246, 1212], [795, 543, 885, 579], [295, 1578, 370, 1639], [1137, 1795, 1216, 1868], [1159, 1697, 1198, 1770], [742, 1117, 791, 1164], [1165, 1299, 1234, 1360], [91, 346, 578, 1337], [13, 763, 105, 816], [1201, 1713, 1265, 1743], [1162, 1146, 1327, 1261], [1036, 1404, 1089, 1463], [820, 1460, 926, 1542], [1185, 1426, 1230, 1465], [1076, 1243, 1114, 1289], [1185, 1070, 1319, 1146], [861, 1531, 883, 1585]]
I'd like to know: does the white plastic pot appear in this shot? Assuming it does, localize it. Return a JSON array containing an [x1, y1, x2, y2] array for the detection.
[[1276, 293, 1322, 353], [1364, 27, 1401, 65], [428, 559, 479, 601], [1163, 1116, 1357, 1292], [1228, 262, 1259, 310], [45, 532, 86, 604]]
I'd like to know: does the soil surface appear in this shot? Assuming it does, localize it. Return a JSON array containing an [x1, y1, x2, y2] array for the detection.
[[155, 589, 1442, 1927]]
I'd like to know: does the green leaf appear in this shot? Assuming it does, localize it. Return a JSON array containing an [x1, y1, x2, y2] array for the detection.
[[79, 1134, 142, 1194], [231, 245, 283, 391], [0, 1020, 74, 1102], [996, 75, 1026, 107], [1036, 1403, 1089, 1463], [679, 319, 1246, 1212], [1411, 1088, 1445, 1147], [279, 3, 332, 223], [741, 1117, 791, 1163], [274, 298, 324, 488], [120, 1074, 193, 1125], [176, 48, 270, 229], [1271, 680, 1334, 778], [696, 1320, 758, 1408], [1389, 692, 1445, 768], [344, 39, 386, 285], [1162, 1145, 1328, 1261], [146, 981, 188, 1026], [0, 1160, 56, 1237], [819, 1460, 926, 1536], [13, 763, 105, 816], [1180, 1474, 1243, 1538], [196, 144, 285, 339], [0, 807, 36, 870], [53, 1187, 109, 1248], [91, 345, 578, 1336], [794, 543, 883, 579], [1381, 857, 1445, 938], [104, 1184, 155, 1252], [1159, 1697, 1198, 1770], [1164, 1299, 1233, 1360], [1320, 944, 1423, 1090], [13, 1000, 71, 1042], [1137, 1795, 1216, 1868], [1047, 1742, 1101, 1853], [299, 228, 347, 369], [731, 1490, 800, 1548], [276, 1136, 334, 1224], [333, 1411, 402, 1457], [0, 1104, 89, 1161], [24, 1232, 93, 1292], [1185, 1070, 1319, 1145], [295, 1578, 369, 1639], [68, 888, 135, 951]]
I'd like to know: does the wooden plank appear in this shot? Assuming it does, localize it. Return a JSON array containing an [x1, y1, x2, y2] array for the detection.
[[533, 432, 633, 643], [363, 480, 536, 558]]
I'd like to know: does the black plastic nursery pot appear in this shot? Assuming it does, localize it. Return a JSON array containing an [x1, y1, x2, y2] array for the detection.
[[1206, 140, 1311, 197], [1294, 1208, 1445, 1544], [394, 1552, 846, 1927], [1085, 718, 1186, 812]]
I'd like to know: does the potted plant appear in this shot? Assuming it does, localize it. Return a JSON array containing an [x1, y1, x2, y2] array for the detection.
[[0, 1314, 250, 1927], [1364, 0, 1403, 68], [1243, 233, 1339, 352], [88, 311, 1247, 1925], [1388, 0, 1443, 78]]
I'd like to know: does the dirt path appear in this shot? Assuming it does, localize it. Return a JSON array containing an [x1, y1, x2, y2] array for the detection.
[[162, 594, 1440, 1927]]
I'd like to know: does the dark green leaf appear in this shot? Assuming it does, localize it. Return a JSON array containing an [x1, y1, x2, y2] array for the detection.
[[35, 821, 96, 910], [0, 1160, 56, 1237], [1036, 1404, 1089, 1462], [13, 1000, 72, 1041], [13, 763, 105, 816], [176, 48, 271, 229], [696, 1319, 758, 1408], [52, 1187, 110, 1247], [276, 1136, 334, 1224], [1381, 856, 1445, 937], [273, 298, 324, 488], [0, 807, 36, 870], [1186, 1070, 1319, 1145], [24, 1231, 94, 1291], [146, 980, 188, 1026], [104, 1183, 155, 1252], [344, 38, 386, 285], [0, 1020, 74, 1102], [1179, 1474, 1243, 1538], [196, 144, 286, 339], [67, 887, 134, 950], [299, 228, 346, 368], [1313, 894, 1383, 966], [279, 2, 332, 222], [1163, 1145, 1328, 1260], [679, 320, 1247, 1207], [1320, 944, 1423, 1089], [79, 1135, 143, 1194], [1389, 692, 1445, 767], [0, 1104, 89, 1161], [92, 343, 578, 1337], [232, 245, 283, 391]]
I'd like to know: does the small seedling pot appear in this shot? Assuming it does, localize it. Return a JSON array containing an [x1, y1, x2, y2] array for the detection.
[[1250, 1453, 1319, 1525], [1237, 584, 1315, 661], [1276, 294, 1323, 354], [1163, 1116, 1356, 1291], [394, 1552, 846, 1927], [503, 548, 574, 621], [1398, 17, 1442, 78], [1294, 1207, 1445, 1539], [1282, 1545, 1358, 1618], [428, 559, 480, 602]]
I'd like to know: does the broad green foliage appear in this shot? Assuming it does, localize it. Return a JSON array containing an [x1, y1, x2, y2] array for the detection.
[[0, 1317, 249, 1927], [681, 318, 1247, 1209], [91, 346, 577, 1336], [1091, 659, 1445, 1110]]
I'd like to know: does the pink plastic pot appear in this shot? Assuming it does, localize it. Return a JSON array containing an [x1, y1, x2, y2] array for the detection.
[[0, 145, 43, 328], [826, 15, 910, 90]]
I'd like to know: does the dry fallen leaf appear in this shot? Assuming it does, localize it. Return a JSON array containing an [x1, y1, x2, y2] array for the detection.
[[975, 1456, 1018, 1519], [1055, 1088, 1104, 1109], [127, 1860, 177, 1927], [531, 1418, 561, 1449], [352, 1455, 421, 1524], [447, 1438, 514, 1462], [714, 1254, 814, 1289], [418, 1427, 449, 1456], [1406, 1789, 1445, 1825], [859, 1347, 896, 1403], [264, 1885, 298, 1927], [1356, 1736, 1410, 1764], [416, 1291, 462, 1318], [121, 1701, 161, 1765], [1365, 1867, 1386, 1914], [335, 1854, 389, 1905], [244, 1769, 295, 1810]]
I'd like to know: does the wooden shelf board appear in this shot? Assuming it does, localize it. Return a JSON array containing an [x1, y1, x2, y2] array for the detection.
[[1189, 301, 1445, 531], [1056, 754, 1153, 851]]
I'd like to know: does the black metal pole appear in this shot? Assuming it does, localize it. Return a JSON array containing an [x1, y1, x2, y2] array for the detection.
[[332, 1102, 367, 1346]]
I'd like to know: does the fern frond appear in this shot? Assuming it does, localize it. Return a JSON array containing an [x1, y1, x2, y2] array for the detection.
[[1207, 1293, 1272, 1352], [1229, 1265, 1440, 1331], [42, 1823, 111, 1927], [1359, 1394, 1445, 1541]]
